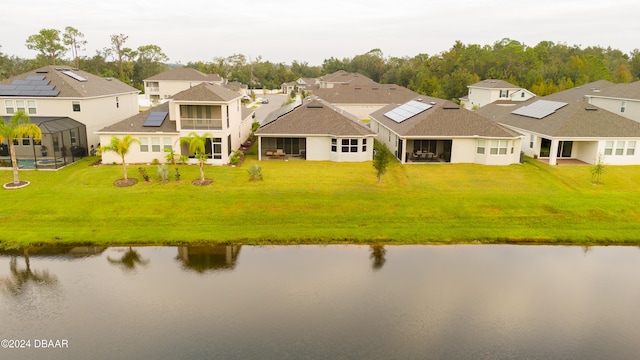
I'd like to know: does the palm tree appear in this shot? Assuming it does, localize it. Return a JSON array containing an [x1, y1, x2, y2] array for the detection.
[[180, 132, 212, 182], [0, 110, 42, 187], [99, 135, 140, 181], [0, 248, 58, 296]]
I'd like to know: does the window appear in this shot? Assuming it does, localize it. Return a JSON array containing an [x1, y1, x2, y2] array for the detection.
[[615, 141, 625, 155], [362, 138, 367, 152], [627, 141, 636, 156], [340, 138, 359, 153], [621, 101, 626, 113], [499, 90, 509, 98], [331, 138, 337, 152], [151, 137, 161, 152], [490, 140, 508, 155], [341, 139, 349, 152], [604, 141, 613, 155], [521, 92, 525, 98], [16, 100, 25, 112], [27, 101, 36, 115], [70, 130, 77, 145], [529, 134, 534, 148], [116, 97, 119, 109], [350, 139, 358, 152], [22, 137, 30, 146], [163, 138, 172, 152], [476, 140, 486, 154], [212, 138, 222, 159], [140, 137, 148, 152], [72, 101, 81, 112], [5, 100, 14, 114]]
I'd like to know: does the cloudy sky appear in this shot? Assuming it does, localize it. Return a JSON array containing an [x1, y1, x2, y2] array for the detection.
[[2, 0, 639, 66]]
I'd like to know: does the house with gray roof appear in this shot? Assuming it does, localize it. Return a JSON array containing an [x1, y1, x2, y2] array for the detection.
[[0, 65, 139, 150], [313, 83, 417, 120], [143, 67, 226, 103], [318, 71, 376, 89], [255, 97, 375, 162], [584, 80, 640, 123], [476, 80, 640, 165], [370, 96, 523, 165], [97, 82, 255, 165], [461, 79, 536, 110]]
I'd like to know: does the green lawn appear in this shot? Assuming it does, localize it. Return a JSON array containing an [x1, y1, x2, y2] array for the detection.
[[2, 156, 640, 249]]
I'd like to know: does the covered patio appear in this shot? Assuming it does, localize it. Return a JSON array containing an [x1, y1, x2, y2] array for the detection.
[[0, 116, 87, 170], [404, 139, 452, 163]]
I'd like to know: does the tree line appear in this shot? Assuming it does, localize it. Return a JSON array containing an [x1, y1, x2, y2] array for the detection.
[[2, 28, 639, 100]]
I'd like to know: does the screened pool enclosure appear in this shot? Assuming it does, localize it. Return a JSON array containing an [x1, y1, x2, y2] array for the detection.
[[0, 116, 88, 170]]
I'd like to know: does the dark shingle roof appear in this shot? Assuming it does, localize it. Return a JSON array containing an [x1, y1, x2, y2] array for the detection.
[[256, 98, 375, 137], [468, 79, 520, 89], [476, 81, 640, 138], [98, 102, 177, 134], [0, 65, 138, 98], [172, 82, 240, 102], [371, 96, 521, 138], [313, 84, 417, 105], [144, 67, 222, 82]]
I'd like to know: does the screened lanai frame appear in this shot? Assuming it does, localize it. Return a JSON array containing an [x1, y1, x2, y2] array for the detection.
[[0, 116, 88, 170]]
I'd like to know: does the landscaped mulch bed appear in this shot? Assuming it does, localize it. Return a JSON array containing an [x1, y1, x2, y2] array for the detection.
[[113, 178, 138, 187]]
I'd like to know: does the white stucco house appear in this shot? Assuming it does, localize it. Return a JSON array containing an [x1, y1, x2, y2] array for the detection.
[[476, 81, 640, 165], [584, 80, 640, 123], [255, 97, 376, 162], [0, 65, 139, 148], [97, 82, 255, 165], [312, 83, 417, 121], [143, 67, 225, 103], [460, 79, 535, 110], [369, 96, 523, 165]]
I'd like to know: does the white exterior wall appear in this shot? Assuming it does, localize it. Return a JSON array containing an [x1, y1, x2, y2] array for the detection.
[[333, 104, 386, 120], [574, 141, 599, 164], [597, 139, 640, 165], [588, 97, 640, 123], [467, 88, 495, 109], [144, 80, 224, 100], [455, 138, 522, 165], [306, 137, 331, 161], [98, 134, 181, 164]]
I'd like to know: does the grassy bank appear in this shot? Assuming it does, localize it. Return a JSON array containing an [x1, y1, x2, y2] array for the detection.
[[1, 156, 640, 249]]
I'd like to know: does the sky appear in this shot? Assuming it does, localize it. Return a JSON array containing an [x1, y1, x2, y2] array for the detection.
[[2, 0, 639, 66]]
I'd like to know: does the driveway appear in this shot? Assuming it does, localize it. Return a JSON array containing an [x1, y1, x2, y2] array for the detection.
[[249, 93, 289, 124]]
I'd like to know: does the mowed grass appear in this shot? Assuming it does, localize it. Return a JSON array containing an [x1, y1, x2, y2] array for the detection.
[[2, 155, 640, 249]]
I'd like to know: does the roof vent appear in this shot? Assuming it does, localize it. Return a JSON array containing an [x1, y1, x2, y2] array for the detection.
[[105, 77, 113, 81], [585, 107, 598, 111], [307, 105, 323, 109], [416, 98, 423, 102], [36, 70, 49, 74], [444, 106, 460, 110], [430, 102, 437, 105]]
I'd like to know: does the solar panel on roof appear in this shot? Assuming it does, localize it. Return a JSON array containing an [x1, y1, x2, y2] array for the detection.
[[384, 100, 433, 123], [38, 90, 60, 97], [143, 112, 168, 127], [511, 100, 568, 119], [61, 70, 87, 82], [25, 75, 45, 81]]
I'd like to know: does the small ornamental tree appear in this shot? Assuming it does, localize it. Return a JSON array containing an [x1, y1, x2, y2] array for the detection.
[[99, 135, 140, 182], [372, 140, 392, 182], [0, 110, 42, 187], [591, 153, 606, 185], [181, 132, 212, 183]]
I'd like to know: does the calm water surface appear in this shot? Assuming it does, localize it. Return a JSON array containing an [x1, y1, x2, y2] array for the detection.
[[1, 245, 640, 359]]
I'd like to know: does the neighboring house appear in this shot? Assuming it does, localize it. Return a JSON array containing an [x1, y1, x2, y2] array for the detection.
[[461, 79, 535, 109], [255, 97, 375, 162], [97, 82, 255, 165], [318, 70, 377, 89], [476, 80, 640, 165], [281, 78, 317, 94], [584, 80, 640, 123], [143, 67, 225, 102], [312, 84, 417, 120], [0, 65, 139, 148], [369, 96, 523, 165]]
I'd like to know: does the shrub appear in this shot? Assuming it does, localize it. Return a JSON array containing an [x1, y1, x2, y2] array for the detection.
[[174, 167, 181, 181], [138, 167, 150, 182], [247, 164, 263, 181], [157, 165, 169, 182]]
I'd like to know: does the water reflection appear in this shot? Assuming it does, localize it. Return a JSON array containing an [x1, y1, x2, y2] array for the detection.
[[0, 248, 58, 296], [107, 246, 149, 272], [175, 245, 241, 273], [369, 245, 386, 270]]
